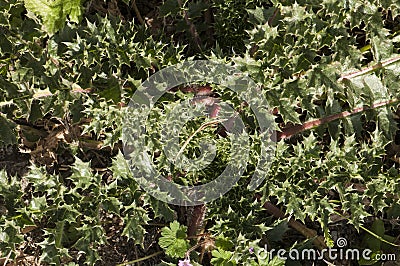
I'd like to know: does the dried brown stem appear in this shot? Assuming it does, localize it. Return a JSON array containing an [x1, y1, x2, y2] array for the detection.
[[203, 0, 214, 40], [177, 0, 202, 51], [186, 87, 219, 240], [276, 55, 400, 140], [131, 0, 145, 26], [116, 250, 164, 266], [187, 204, 207, 238], [277, 99, 399, 141], [268, 8, 279, 26], [339, 55, 400, 81], [262, 201, 327, 251]]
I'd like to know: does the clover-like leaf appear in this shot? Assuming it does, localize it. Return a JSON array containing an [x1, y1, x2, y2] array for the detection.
[[24, 0, 82, 34], [158, 221, 190, 258]]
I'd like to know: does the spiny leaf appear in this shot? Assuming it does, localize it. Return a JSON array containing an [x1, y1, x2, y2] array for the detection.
[[0, 114, 17, 146]]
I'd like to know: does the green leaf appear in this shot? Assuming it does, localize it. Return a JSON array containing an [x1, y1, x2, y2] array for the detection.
[[188, 1, 209, 18], [69, 157, 93, 190], [158, 221, 190, 258], [97, 76, 121, 103], [0, 114, 17, 146], [0, 32, 13, 54], [122, 203, 149, 246], [0, 170, 23, 217], [73, 224, 105, 265], [211, 248, 235, 266], [0, 220, 24, 260], [387, 203, 400, 219], [29, 196, 47, 212], [267, 256, 286, 266], [265, 220, 289, 243], [39, 221, 70, 264], [214, 235, 234, 251], [102, 197, 121, 215], [146, 196, 175, 222], [28, 99, 43, 122], [362, 219, 385, 251], [247, 7, 276, 25], [159, 0, 180, 17], [24, 0, 82, 34]]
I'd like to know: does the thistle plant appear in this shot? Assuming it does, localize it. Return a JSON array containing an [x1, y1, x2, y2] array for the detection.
[[0, 0, 400, 265]]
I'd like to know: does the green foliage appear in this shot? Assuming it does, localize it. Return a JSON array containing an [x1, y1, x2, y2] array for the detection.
[[158, 221, 190, 259], [210, 233, 286, 265], [0, 114, 16, 146], [24, 0, 82, 34], [359, 219, 399, 265], [1, 0, 400, 265], [0, 153, 150, 264], [0, 171, 24, 260]]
